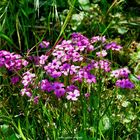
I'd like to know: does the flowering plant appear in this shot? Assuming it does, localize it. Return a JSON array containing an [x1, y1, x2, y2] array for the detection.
[[0, 33, 139, 139]]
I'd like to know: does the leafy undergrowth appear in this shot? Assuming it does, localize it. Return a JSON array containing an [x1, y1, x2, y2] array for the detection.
[[0, 33, 139, 139]]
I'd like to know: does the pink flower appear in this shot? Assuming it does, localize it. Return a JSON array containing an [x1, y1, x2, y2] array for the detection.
[[111, 68, 130, 78], [105, 42, 122, 51], [40, 79, 53, 92], [39, 55, 48, 65], [137, 75, 140, 80], [96, 50, 107, 57], [91, 36, 106, 43], [85, 93, 90, 98], [66, 89, 80, 101], [20, 88, 32, 97], [39, 41, 50, 48], [34, 96, 39, 104]]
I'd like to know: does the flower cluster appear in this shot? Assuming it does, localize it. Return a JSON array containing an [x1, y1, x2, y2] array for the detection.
[[111, 68, 130, 78], [0, 50, 28, 71], [40, 80, 80, 100], [105, 42, 122, 51], [116, 79, 134, 89], [20, 71, 36, 97], [1, 32, 136, 103], [111, 68, 134, 89]]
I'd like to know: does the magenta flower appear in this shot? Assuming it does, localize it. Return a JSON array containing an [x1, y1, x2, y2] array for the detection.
[[33, 96, 39, 104], [60, 63, 71, 76], [52, 82, 64, 91], [39, 41, 50, 48], [0, 50, 28, 71], [39, 55, 48, 65], [20, 88, 32, 97], [22, 71, 35, 87], [66, 89, 80, 101], [85, 93, 90, 98], [40, 79, 53, 92], [105, 42, 122, 51], [54, 88, 65, 98], [91, 36, 106, 43], [52, 50, 65, 59], [115, 79, 134, 89], [50, 70, 62, 78], [66, 85, 78, 92], [95, 60, 111, 72], [11, 76, 20, 84], [111, 68, 130, 78], [137, 75, 140, 80], [96, 50, 107, 57], [84, 72, 96, 84]]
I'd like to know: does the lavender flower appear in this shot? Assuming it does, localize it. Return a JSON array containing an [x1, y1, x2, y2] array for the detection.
[[116, 79, 134, 89], [20, 88, 32, 97], [39, 41, 50, 48], [40, 79, 53, 92], [66, 89, 80, 101], [96, 50, 107, 57], [39, 55, 48, 65], [111, 68, 130, 78], [54, 88, 65, 98], [91, 36, 106, 43], [22, 71, 35, 87], [33, 96, 39, 104], [105, 42, 122, 51]]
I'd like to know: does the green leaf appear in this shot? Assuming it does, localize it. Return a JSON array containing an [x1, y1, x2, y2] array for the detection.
[[117, 27, 128, 34], [129, 74, 140, 83], [0, 32, 14, 45]]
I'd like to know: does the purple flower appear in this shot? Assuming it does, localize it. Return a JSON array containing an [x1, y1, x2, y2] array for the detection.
[[98, 60, 111, 72], [51, 59, 61, 69], [72, 52, 83, 62], [22, 71, 35, 87], [66, 89, 80, 101], [52, 50, 65, 59], [96, 50, 107, 57], [111, 68, 130, 78], [66, 85, 78, 92], [84, 72, 96, 84], [54, 88, 65, 98], [39, 55, 48, 65], [115, 79, 134, 89], [60, 63, 71, 76], [40, 79, 53, 92], [137, 75, 140, 80], [70, 65, 80, 75], [39, 41, 50, 48], [91, 36, 106, 43], [50, 70, 62, 78], [0, 50, 28, 71], [85, 93, 90, 98], [11, 76, 20, 84], [33, 96, 39, 104], [105, 42, 122, 51], [20, 88, 32, 97], [52, 82, 64, 91]]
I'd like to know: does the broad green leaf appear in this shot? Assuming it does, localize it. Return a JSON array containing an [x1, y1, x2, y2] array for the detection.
[[117, 27, 128, 34]]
